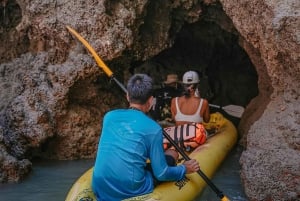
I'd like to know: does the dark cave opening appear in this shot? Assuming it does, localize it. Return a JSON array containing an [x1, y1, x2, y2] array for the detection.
[[135, 20, 259, 127], [0, 0, 22, 29], [0, 0, 29, 63]]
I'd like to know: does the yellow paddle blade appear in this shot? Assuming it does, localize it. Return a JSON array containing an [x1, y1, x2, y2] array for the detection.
[[221, 196, 230, 201], [66, 26, 113, 77]]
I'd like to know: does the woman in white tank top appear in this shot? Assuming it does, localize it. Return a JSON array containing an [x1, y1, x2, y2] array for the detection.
[[170, 71, 210, 126]]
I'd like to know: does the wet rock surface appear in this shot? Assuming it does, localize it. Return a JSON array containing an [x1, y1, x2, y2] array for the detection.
[[0, 0, 299, 200]]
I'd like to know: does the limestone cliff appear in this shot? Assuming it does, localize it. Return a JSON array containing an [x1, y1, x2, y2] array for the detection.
[[0, 0, 299, 200]]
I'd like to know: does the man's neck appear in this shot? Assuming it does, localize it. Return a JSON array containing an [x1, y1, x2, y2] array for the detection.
[[129, 103, 147, 113]]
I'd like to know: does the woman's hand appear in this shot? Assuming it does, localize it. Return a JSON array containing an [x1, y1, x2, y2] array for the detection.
[[184, 141, 199, 148]]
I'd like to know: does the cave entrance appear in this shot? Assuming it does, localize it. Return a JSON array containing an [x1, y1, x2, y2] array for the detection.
[[0, 0, 29, 63], [135, 20, 259, 126]]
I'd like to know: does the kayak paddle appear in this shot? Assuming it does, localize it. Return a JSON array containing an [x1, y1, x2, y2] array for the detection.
[[66, 25, 231, 201], [66, 26, 127, 93], [209, 104, 244, 118]]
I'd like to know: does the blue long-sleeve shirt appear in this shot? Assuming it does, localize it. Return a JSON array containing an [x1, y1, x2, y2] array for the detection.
[[92, 109, 186, 201]]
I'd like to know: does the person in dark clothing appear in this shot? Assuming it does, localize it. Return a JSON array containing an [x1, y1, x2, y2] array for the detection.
[[149, 74, 183, 124]]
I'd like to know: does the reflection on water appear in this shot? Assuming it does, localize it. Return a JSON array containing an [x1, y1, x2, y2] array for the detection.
[[0, 146, 247, 201]]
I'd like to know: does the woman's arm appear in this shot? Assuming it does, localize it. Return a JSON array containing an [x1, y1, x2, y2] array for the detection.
[[202, 99, 210, 123], [170, 98, 177, 121]]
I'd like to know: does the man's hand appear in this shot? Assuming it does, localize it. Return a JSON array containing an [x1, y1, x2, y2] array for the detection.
[[183, 159, 200, 174]]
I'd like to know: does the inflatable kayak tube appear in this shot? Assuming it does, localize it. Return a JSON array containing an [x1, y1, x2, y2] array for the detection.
[[65, 112, 237, 201]]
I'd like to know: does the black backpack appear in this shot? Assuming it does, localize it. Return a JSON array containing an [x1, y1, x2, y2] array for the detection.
[[149, 86, 182, 121]]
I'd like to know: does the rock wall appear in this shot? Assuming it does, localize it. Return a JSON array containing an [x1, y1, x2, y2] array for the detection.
[[220, 0, 300, 200], [0, 0, 299, 200]]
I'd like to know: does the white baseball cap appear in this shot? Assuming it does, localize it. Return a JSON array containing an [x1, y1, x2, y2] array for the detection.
[[182, 71, 200, 84]]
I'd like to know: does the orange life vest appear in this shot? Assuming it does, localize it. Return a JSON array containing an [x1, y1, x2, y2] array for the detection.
[[163, 123, 207, 150]]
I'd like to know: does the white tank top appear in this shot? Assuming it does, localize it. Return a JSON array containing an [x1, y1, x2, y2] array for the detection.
[[174, 97, 203, 123]]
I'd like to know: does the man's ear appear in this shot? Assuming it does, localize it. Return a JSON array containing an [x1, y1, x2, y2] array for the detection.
[[126, 93, 130, 102], [147, 96, 154, 111], [148, 96, 153, 104], [149, 96, 154, 102]]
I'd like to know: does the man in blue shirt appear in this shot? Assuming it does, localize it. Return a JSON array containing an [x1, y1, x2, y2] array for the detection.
[[92, 74, 200, 201]]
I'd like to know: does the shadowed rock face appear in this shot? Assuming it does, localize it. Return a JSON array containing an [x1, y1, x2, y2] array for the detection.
[[0, 0, 299, 200]]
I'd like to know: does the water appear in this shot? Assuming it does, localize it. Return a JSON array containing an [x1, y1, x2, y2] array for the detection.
[[0, 159, 94, 201], [196, 145, 248, 201], [0, 146, 247, 201]]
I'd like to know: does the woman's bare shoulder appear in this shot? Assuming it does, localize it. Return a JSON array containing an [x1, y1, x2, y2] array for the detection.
[[201, 98, 209, 107]]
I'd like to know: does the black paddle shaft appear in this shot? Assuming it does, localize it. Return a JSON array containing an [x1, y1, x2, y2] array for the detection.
[[162, 130, 226, 199]]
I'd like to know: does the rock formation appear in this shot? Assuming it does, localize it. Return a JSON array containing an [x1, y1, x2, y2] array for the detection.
[[0, 0, 299, 200]]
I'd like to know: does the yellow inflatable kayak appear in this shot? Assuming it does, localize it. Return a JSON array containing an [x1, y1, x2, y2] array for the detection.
[[65, 112, 237, 201]]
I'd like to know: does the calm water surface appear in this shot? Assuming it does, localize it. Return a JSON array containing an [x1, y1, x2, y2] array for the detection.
[[195, 145, 248, 201], [0, 146, 247, 201]]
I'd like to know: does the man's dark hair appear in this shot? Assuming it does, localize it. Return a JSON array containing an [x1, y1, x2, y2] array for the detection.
[[127, 74, 153, 104]]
